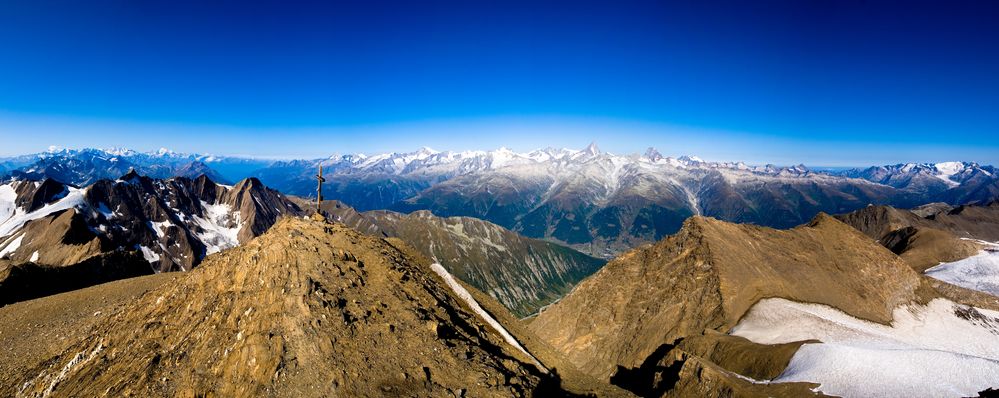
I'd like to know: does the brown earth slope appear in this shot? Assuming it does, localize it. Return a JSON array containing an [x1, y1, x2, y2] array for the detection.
[[6, 216, 619, 397], [0, 273, 177, 381], [528, 214, 924, 394]]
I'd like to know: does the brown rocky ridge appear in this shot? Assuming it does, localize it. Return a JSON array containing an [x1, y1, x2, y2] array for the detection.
[[5, 216, 630, 397], [836, 201, 999, 271], [528, 213, 928, 397]]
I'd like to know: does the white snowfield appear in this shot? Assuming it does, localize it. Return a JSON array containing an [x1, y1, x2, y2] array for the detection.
[[731, 297, 999, 398], [0, 184, 86, 239], [934, 161, 967, 186], [926, 241, 999, 297], [429, 262, 547, 372]]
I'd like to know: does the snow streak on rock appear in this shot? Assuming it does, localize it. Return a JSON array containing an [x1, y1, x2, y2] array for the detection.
[[429, 262, 546, 371], [192, 200, 242, 255]]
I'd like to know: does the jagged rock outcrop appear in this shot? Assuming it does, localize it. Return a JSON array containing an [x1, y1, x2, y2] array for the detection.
[[528, 214, 925, 395], [5, 217, 623, 397], [0, 174, 302, 305]]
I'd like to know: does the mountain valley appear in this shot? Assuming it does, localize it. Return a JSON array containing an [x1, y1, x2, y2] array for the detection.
[[314, 199, 606, 317]]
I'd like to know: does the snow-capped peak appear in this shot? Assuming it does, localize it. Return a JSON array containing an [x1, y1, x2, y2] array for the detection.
[[934, 161, 966, 175], [933, 161, 967, 186], [582, 142, 601, 156], [416, 146, 439, 155], [102, 147, 138, 157], [678, 155, 704, 164]]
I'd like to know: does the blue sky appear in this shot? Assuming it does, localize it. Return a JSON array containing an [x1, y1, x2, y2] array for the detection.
[[1, 0, 997, 166]]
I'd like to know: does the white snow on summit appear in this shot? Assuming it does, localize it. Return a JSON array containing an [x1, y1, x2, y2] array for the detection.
[[933, 161, 966, 186]]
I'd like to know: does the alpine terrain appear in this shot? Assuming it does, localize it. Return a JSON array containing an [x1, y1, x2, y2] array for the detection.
[[314, 200, 606, 317], [1, 216, 630, 397], [529, 214, 999, 397], [0, 147, 271, 186]]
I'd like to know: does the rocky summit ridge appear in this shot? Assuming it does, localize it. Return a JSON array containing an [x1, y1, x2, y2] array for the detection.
[[7, 217, 626, 397]]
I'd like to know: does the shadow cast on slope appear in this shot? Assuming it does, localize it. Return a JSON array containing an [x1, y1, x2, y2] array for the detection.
[[0, 250, 152, 306], [609, 341, 685, 398]]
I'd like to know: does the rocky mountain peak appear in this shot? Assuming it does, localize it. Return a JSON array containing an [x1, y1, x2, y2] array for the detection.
[[0, 173, 302, 277], [530, 215, 922, 379], [119, 168, 142, 183], [11, 218, 565, 396], [232, 176, 264, 191], [678, 155, 704, 164], [643, 147, 663, 162], [13, 178, 68, 213]]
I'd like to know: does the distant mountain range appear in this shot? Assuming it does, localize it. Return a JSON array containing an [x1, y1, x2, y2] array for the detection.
[[0, 147, 271, 186], [4, 145, 997, 257], [3, 151, 998, 396], [253, 144, 999, 257]]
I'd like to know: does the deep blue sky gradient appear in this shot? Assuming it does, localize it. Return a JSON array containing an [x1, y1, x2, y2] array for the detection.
[[1, 0, 997, 165]]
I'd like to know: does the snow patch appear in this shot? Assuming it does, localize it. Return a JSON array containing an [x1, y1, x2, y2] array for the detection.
[[148, 220, 173, 239], [192, 201, 241, 255], [138, 245, 160, 264], [0, 183, 17, 225], [30, 251, 39, 262], [926, 244, 999, 297], [731, 297, 999, 398], [934, 162, 965, 186]]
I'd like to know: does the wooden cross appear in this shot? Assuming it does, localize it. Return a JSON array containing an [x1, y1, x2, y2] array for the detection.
[[315, 165, 325, 214]]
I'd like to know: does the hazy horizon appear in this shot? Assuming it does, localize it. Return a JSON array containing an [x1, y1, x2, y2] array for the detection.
[[1, 137, 990, 170]]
